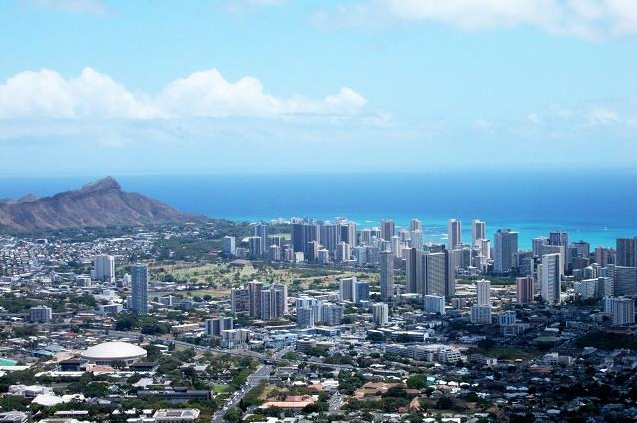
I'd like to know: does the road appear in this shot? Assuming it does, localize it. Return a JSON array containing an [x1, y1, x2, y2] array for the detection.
[[211, 346, 293, 423], [328, 392, 344, 413]]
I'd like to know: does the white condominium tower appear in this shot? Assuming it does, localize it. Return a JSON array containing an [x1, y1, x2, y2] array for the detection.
[[94, 254, 115, 283], [540, 253, 562, 304], [476, 279, 491, 306]]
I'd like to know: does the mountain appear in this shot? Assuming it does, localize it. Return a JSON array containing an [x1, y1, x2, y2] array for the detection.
[[0, 176, 195, 232]]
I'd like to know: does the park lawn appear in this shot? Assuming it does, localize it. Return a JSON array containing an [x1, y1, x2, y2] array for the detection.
[[213, 384, 230, 394]]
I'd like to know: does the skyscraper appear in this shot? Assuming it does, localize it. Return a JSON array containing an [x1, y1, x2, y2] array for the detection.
[[494, 229, 519, 273], [607, 265, 637, 296], [410, 219, 422, 232], [423, 295, 445, 314], [339, 221, 357, 248], [604, 297, 635, 326], [254, 223, 268, 254], [549, 231, 569, 271], [248, 280, 263, 318], [540, 253, 562, 304], [476, 279, 491, 306], [425, 250, 455, 297], [616, 238, 637, 267], [447, 219, 462, 250], [131, 264, 148, 315], [320, 223, 340, 255], [410, 230, 424, 250], [532, 237, 549, 257], [94, 254, 115, 283], [471, 219, 486, 246], [223, 236, 236, 256], [405, 248, 422, 294], [516, 276, 534, 304], [381, 220, 395, 241], [380, 250, 394, 301], [371, 303, 389, 325], [231, 287, 250, 313], [248, 236, 263, 257], [340, 276, 357, 302]]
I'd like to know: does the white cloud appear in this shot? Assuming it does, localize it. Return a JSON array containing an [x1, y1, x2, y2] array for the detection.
[[21, 0, 109, 16], [316, 0, 637, 39], [0, 68, 366, 120], [588, 106, 621, 125]]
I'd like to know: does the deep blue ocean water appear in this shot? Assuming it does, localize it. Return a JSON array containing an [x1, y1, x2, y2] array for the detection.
[[1, 172, 636, 249]]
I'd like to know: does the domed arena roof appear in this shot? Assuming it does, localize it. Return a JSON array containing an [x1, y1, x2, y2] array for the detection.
[[81, 341, 147, 361]]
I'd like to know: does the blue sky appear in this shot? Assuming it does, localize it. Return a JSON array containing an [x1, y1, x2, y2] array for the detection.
[[1, 0, 636, 175]]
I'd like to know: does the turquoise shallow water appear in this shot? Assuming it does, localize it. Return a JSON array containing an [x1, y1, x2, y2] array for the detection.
[[1, 171, 635, 249]]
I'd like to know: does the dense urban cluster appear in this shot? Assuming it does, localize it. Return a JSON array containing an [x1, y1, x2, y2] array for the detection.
[[0, 218, 636, 423]]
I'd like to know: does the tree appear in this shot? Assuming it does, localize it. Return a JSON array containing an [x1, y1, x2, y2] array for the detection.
[[224, 408, 242, 423], [115, 314, 139, 331], [406, 374, 428, 390]]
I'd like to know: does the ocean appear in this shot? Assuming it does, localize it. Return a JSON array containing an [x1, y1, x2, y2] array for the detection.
[[1, 171, 636, 249]]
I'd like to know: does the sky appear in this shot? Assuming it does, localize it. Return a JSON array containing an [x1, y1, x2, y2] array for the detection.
[[0, 0, 636, 176]]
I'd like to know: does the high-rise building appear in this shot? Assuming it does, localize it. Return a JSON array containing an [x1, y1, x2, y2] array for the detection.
[[339, 221, 357, 248], [223, 236, 236, 256], [292, 222, 305, 253], [380, 250, 394, 301], [471, 305, 492, 324], [248, 236, 263, 257], [355, 280, 370, 303], [94, 254, 115, 283], [532, 237, 549, 257], [321, 303, 344, 326], [254, 223, 268, 255], [540, 253, 562, 304], [371, 303, 389, 325], [516, 276, 534, 304], [423, 295, 445, 314], [297, 307, 315, 328], [595, 246, 611, 266], [131, 264, 149, 315], [471, 220, 486, 246], [231, 287, 250, 313], [425, 250, 455, 297], [339, 277, 357, 302], [335, 242, 351, 263], [390, 235, 402, 257], [476, 279, 491, 306], [319, 223, 340, 255], [604, 297, 635, 326], [30, 306, 52, 323], [248, 280, 263, 318], [360, 227, 381, 246], [270, 283, 288, 317], [268, 245, 281, 262], [405, 248, 422, 294], [410, 219, 422, 232], [381, 220, 395, 241], [616, 238, 637, 267], [607, 265, 637, 296], [205, 316, 233, 336], [494, 229, 519, 273], [549, 231, 569, 271], [447, 219, 462, 250], [410, 230, 424, 250]]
